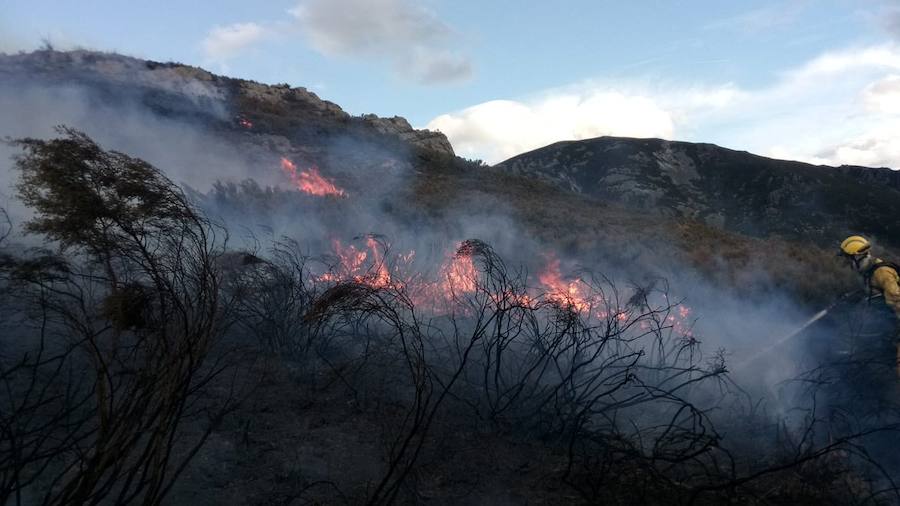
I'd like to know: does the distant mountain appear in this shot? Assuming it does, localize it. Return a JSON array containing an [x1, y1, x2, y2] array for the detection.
[[495, 136, 900, 250]]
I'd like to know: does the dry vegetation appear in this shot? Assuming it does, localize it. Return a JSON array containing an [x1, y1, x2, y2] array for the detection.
[[2, 131, 899, 505], [410, 161, 859, 308]]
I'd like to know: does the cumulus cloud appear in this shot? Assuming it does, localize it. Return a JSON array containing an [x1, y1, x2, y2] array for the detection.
[[784, 45, 900, 80], [289, 0, 472, 84], [201, 22, 267, 65], [818, 123, 900, 168], [429, 44, 900, 169], [862, 74, 900, 113], [753, 45, 900, 168], [427, 83, 752, 163], [767, 118, 898, 169]]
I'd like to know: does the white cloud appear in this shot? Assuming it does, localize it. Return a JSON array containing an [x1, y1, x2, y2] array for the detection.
[[863, 74, 900, 114], [783, 45, 900, 79], [828, 130, 900, 167], [289, 0, 472, 84], [745, 45, 900, 169], [771, 120, 900, 169], [429, 44, 900, 169], [201, 22, 267, 64], [428, 91, 676, 163]]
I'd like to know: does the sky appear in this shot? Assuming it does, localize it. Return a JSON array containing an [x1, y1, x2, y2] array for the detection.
[[2, 0, 900, 167]]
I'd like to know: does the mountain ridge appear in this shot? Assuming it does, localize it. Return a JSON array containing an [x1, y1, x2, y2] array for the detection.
[[0, 48, 455, 157], [495, 135, 900, 250]]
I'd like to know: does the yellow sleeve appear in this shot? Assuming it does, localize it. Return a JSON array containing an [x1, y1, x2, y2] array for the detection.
[[872, 267, 900, 319]]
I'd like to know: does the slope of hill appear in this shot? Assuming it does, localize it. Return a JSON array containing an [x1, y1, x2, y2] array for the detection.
[[0, 49, 454, 154], [495, 136, 900, 250], [7, 49, 894, 255], [0, 48, 456, 198], [0, 49, 870, 306]]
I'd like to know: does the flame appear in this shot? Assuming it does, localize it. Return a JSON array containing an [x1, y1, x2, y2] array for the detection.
[[280, 158, 346, 197], [673, 306, 694, 336], [536, 256, 693, 334], [309, 239, 695, 336], [429, 248, 540, 310], [440, 252, 478, 295], [238, 117, 253, 129], [363, 237, 392, 288], [330, 239, 367, 278], [321, 238, 411, 290], [537, 256, 593, 312]]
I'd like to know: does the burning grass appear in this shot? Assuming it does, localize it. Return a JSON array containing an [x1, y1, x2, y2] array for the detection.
[[284, 235, 697, 334], [280, 157, 347, 198]]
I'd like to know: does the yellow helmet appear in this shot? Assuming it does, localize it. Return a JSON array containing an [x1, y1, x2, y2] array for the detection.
[[840, 235, 871, 256]]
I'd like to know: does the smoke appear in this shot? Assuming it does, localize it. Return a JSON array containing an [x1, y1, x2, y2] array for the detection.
[[0, 71, 836, 389], [0, 77, 292, 233], [4, 53, 898, 485]]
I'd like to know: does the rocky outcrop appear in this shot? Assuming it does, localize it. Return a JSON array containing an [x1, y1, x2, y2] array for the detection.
[[360, 114, 454, 155], [0, 49, 455, 157], [238, 81, 349, 121]]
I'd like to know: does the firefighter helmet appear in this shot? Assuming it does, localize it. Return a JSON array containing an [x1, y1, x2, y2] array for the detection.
[[840, 235, 871, 256]]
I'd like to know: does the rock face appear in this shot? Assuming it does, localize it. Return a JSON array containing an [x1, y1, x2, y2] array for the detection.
[[360, 114, 454, 155], [496, 136, 900, 249], [0, 49, 455, 157]]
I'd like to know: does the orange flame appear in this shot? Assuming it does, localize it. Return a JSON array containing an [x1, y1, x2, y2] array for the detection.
[[537, 257, 594, 312], [428, 248, 540, 310], [280, 158, 346, 197], [321, 238, 410, 290], [310, 239, 695, 335], [536, 257, 693, 334], [363, 237, 392, 288], [440, 252, 478, 295]]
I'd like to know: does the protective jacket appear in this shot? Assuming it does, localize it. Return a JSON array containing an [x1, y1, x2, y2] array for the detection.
[[865, 259, 900, 320]]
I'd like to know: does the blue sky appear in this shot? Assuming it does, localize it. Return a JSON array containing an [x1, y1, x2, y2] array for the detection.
[[2, 0, 899, 167]]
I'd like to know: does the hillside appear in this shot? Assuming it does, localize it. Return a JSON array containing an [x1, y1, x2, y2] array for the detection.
[[0, 49, 455, 156], [496, 136, 900, 250], [1, 50, 874, 305]]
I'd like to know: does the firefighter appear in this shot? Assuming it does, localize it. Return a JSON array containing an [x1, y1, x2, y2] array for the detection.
[[839, 235, 900, 377]]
